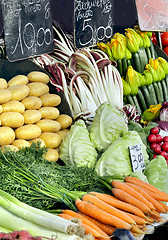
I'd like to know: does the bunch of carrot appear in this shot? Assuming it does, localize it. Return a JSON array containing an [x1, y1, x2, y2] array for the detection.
[[58, 176, 168, 240]]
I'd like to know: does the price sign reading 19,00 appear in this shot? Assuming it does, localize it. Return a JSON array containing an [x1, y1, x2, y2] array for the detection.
[[1, 0, 54, 62], [74, 0, 113, 48], [129, 144, 145, 172]]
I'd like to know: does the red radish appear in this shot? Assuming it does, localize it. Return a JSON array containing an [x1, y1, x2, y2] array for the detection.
[[150, 142, 158, 149], [148, 134, 157, 143], [155, 134, 162, 143], [153, 145, 161, 154], [161, 151, 167, 158], [150, 127, 159, 134], [161, 142, 168, 152], [163, 136, 168, 142], [153, 154, 158, 158]]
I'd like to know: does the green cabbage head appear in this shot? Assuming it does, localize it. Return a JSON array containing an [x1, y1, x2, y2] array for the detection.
[[59, 120, 97, 168], [95, 131, 149, 176]]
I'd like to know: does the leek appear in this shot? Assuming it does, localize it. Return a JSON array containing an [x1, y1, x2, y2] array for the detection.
[[0, 206, 82, 240]]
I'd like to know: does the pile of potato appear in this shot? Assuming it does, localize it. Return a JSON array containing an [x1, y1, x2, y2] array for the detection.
[[0, 71, 72, 162]]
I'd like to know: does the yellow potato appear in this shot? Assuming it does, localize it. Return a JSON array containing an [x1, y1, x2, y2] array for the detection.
[[12, 139, 31, 149], [2, 100, 25, 114], [0, 105, 2, 113], [8, 75, 29, 87], [15, 124, 41, 140], [0, 126, 15, 145], [38, 107, 59, 119], [45, 148, 59, 162], [27, 71, 50, 84], [27, 82, 49, 97], [8, 85, 30, 101], [0, 112, 24, 128], [56, 129, 69, 141], [0, 78, 8, 89], [36, 119, 61, 132], [23, 110, 42, 124], [40, 93, 61, 107], [56, 114, 72, 129], [29, 138, 46, 147], [1, 145, 19, 152], [21, 96, 42, 110], [39, 132, 62, 148], [0, 89, 12, 104]]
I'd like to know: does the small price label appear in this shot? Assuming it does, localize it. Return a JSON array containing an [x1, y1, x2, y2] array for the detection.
[[129, 144, 145, 172]]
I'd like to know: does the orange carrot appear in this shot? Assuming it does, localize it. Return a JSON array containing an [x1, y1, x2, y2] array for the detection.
[[122, 212, 147, 225], [78, 212, 115, 236], [131, 224, 144, 234], [90, 192, 146, 218], [75, 199, 132, 230], [125, 176, 168, 197], [82, 194, 135, 225], [157, 201, 168, 212], [148, 209, 161, 219], [137, 186, 168, 202], [111, 188, 151, 213], [125, 182, 166, 213], [62, 209, 109, 239], [112, 180, 155, 210], [59, 212, 109, 239]]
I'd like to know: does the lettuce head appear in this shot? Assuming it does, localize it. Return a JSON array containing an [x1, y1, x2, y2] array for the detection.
[[95, 131, 149, 176], [89, 102, 128, 152], [59, 120, 97, 168], [144, 155, 168, 194]]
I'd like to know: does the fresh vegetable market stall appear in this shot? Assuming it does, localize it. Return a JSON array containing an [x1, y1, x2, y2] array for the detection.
[[0, 1, 168, 240]]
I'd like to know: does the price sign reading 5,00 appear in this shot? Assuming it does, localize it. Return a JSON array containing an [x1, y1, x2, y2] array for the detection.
[[129, 144, 145, 172], [74, 0, 113, 48]]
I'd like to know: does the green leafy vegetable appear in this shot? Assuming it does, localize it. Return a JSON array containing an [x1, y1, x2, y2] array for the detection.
[[59, 120, 97, 168], [95, 131, 149, 177], [144, 155, 168, 194], [89, 102, 128, 152]]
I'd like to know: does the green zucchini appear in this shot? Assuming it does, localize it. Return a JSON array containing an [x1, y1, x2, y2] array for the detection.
[[126, 95, 135, 106], [153, 82, 162, 104], [145, 47, 152, 62], [165, 75, 168, 88], [132, 52, 142, 73], [141, 85, 152, 108], [117, 59, 123, 77], [137, 88, 147, 112], [137, 47, 148, 72], [147, 83, 158, 105], [149, 39, 156, 60], [161, 79, 168, 102], [122, 57, 128, 77], [127, 59, 132, 67], [132, 95, 142, 114], [157, 81, 164, 104]]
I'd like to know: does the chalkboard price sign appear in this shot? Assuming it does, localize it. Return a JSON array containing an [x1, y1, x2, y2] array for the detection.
[[129, 144, 145, 172], [135, 0, 168, 32], [74, 0, 114, 48], [1, 0, 54, 62]]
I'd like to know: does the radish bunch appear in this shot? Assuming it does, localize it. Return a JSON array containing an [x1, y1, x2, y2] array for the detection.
[[0, 230, 44, 240], [147, 127, 168, 163]]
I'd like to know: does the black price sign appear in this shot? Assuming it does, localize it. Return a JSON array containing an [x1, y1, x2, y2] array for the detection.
[[129, 144, 145, 172], [1, 0, 54, 62], [74, 0, 114, 48], [135, 0, 168, 31]]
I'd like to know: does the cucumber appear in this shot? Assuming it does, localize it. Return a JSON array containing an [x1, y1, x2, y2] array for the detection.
[[137, 88, 147, 112], [132, 95, 142, 114], [157, 81, 164, 104], [147, 83, 158, 105], [141, 85, 152, 108], [132, 52, 142, 73], [137, 47, 148, 72], [122, 57, 128, 77], [149, 39, 157, 59], [145, 46, 152, 62], [153, 82, 162, 104], [126, 95, 135, 106], [161, 79, 168, 102], [117, 59, 123, 77]]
